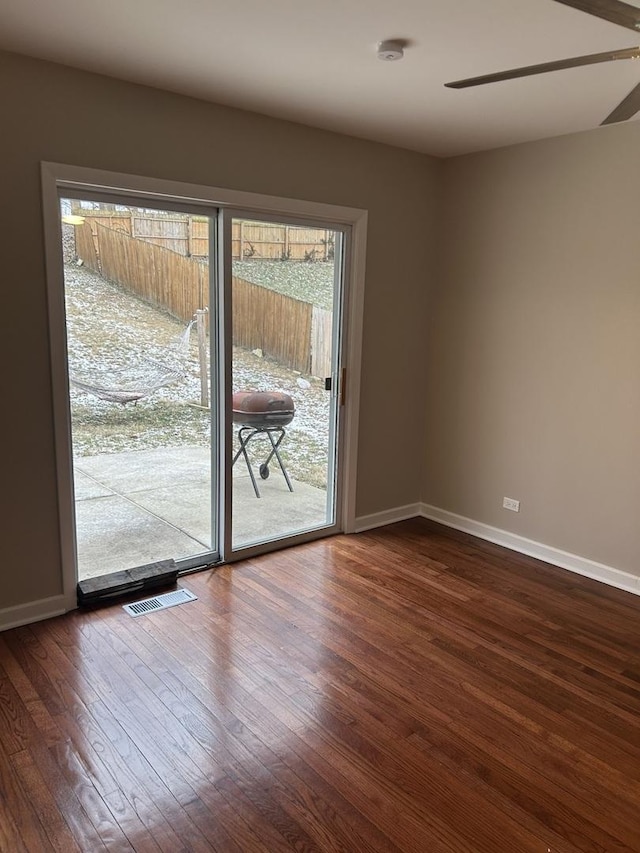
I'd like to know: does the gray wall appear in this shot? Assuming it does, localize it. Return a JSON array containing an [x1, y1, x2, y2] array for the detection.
[[424, 124, 640, 576], [0, 50, 437, 612]]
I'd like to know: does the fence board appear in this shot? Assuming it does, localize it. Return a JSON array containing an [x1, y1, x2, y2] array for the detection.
[[190, 218, 209, 258], [75, 222, 100, 272], [311, 306, 333, 379]]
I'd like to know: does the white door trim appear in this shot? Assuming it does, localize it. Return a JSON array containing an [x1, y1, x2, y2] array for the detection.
[[41, 162, 367, 609]]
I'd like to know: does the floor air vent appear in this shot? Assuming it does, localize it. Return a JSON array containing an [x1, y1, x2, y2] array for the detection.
[[123, 587, 197, 617]]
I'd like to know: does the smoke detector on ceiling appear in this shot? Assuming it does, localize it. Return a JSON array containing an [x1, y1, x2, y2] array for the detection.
[[377, 40, 404, 61]]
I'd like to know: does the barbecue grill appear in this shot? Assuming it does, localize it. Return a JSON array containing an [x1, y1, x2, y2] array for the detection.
[[231, 390, 295, 498]]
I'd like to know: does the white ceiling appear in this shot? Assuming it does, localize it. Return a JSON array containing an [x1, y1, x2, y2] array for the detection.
[[2, 0, 640, 157]]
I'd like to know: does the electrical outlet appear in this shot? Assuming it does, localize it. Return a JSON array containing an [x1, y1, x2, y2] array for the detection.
[[503, 497, 520, 512]]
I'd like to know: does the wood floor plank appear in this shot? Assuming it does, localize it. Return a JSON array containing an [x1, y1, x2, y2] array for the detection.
[[0, 674, 30, 755], [2, 519, 640, 851], [0, 741, 48, 852], [0, 798, 30, 853], [9, 748, 83, 853]]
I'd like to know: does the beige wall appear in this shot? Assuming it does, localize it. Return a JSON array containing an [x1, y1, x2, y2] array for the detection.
[[424, 123, 640, 576], [0, 50, 438, 612]]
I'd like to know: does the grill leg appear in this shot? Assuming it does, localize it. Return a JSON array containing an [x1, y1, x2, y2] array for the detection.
[[263, 428, 294, 492], [232, 426, 261, 498]]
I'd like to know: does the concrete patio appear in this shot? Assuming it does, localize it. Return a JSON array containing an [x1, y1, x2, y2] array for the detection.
[[73, 446, 329, 580]]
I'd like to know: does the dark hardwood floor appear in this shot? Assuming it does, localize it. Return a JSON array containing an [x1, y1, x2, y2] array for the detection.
[[1, 518, 640, 852]]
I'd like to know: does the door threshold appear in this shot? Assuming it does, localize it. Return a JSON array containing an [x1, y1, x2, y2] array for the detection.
[[77, 558, 178, 607]]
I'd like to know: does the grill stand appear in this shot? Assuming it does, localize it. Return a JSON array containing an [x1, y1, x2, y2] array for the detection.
[[232, 425, 294, 498]]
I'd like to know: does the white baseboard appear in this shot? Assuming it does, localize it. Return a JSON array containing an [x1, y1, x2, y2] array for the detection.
[[0, 594, 71, 633], [355, 503, 422, 533], [420, 504, 640, 597], [356, 502, 640, 597]]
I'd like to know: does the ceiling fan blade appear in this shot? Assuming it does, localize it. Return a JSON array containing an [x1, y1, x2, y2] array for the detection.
[[553, 0, 640, 32], [445, 46, 639, 88], [602, 79, 640, 122]]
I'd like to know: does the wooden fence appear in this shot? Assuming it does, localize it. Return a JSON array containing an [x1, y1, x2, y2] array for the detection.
[[74, 221, 332, 376], [233, 279, 312, 373], [232, 220, 333, 261], [105, 224, 207, 319], [75, 209, 333, 261]]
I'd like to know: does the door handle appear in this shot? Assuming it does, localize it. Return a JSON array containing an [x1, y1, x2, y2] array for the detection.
[[324, 371, 346, 403]]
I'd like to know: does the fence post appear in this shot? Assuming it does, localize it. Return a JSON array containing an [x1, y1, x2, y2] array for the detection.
[[91, 222, 102, 274], [195, 308, 209, 408]]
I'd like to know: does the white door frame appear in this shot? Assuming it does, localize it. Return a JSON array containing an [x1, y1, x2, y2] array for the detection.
[[41, 162, 367, 611]]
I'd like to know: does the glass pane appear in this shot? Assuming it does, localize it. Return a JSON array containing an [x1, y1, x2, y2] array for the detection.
[[60, 199, 216, 580], [230, 217, 341, 548]]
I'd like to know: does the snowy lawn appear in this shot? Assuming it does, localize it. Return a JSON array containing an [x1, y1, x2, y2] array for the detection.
[[233, 259, 335, 309]]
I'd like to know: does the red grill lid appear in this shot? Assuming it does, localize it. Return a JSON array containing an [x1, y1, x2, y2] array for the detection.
[[232, 391, 295, 426], [232, 391, 294, 414]]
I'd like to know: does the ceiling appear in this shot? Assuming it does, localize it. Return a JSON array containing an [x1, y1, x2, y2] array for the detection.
[[2, 0, 640, 157]]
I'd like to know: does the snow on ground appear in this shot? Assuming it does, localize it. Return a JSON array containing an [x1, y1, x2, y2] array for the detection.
[[64, 264, 332, 488], [233, 260, 335, 309]]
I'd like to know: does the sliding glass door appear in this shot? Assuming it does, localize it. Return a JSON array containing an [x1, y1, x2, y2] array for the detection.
[[59, 197, 219, 580], [54, 191, 349, 584], [226, 214, 345, 551]]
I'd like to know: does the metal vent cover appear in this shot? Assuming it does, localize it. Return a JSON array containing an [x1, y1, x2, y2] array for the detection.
[[123, 587, 197, 617]]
